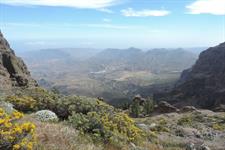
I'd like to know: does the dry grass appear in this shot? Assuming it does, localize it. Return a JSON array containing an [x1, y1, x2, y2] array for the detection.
[[21, 115, 103, 150], [20, 115, 166, 150]]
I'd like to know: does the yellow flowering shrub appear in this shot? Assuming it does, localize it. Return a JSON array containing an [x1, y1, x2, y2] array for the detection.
[[6, 96, 37, 112], [101, 112, 144, 143], [69, 111, 144, 146], [0, 108, 36, 150]]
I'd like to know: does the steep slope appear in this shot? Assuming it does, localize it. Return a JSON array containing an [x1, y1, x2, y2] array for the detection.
[[158, 42, 225, 109], [0, 31, 37, 91]]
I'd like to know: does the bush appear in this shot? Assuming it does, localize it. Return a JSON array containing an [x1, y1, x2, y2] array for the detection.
[[101, 112, 143, 143], [56, 96, 115, 119], [177, 116, 193, 126], [5, 96, 37, 112], [212, 123, 225, 131], [143, 98, 154, 115], [129, 97, 154, 117], [7, 88, 62, 117], [35, 110, 58, 122], [69, 111, 144, 146], [9, 88, 114, 119], [130, 100, 141, 118], [0, 108, 36, 150], [16, 88, 60, 112]]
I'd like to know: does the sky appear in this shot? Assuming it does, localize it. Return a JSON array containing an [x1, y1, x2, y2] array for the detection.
[[0, 0, 225, 51]]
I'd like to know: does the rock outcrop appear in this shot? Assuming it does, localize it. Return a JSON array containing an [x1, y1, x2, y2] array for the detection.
[[156, 42, 225, 110], [155, 101, 179, 113], [0, 31, 37, 91]]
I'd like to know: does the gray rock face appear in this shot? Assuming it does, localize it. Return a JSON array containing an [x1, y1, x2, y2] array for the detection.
[[156, 101, 179, 113], [180, 106, 197, 113], [157, 42, 225, 110], [0, 101, 15, 114], [0, 31, 37, 91]]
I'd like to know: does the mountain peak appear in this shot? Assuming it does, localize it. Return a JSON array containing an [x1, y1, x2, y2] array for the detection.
[[218, 42, 225, 47], [0, 31, 12, 52], [0, 30, 37, 90]]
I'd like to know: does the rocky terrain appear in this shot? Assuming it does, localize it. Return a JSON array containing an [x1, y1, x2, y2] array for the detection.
[[136, 109, 225, 150], [156, 42, 225, 110], [0, 31, 37, 92]]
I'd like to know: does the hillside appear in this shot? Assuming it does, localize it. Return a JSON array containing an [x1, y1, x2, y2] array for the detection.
[[156, 42, 225, 110], [0, 31, 37, 92]]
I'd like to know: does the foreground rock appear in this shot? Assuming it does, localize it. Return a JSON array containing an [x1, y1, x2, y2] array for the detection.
[[136, 110, 225, 150], [0, 101, 15, 114], [0, 31, 37, 91]]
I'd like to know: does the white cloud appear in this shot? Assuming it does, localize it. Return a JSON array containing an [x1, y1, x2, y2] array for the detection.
[[121, 8, 170, 17], [186, 0, 225, 15], [98, 8, 114, 13], [0, 0, 121, 9]]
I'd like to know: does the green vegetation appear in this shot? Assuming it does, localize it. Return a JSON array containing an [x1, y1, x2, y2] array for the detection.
[[2, 87, 224, 150], [1, 87, 146, 149], [177, 115, 193, 126], [69, 112, 144, 146], [212, 123, 225, 131], [6, 96, 37, 112], [129, 97, 154, 117], [130, 99, 141, 118], [211, 115, 225, 131]]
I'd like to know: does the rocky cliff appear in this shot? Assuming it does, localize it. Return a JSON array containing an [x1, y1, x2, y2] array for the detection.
[[0, 31, 37, 91], [156, 42, 225, 109]]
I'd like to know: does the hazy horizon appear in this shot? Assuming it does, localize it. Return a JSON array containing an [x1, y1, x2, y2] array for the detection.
[[1, 0, 225, 51]]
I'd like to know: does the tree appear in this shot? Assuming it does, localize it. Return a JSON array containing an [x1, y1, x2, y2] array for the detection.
[[130, 100, 141, 118], [143, 97, 154, 115]]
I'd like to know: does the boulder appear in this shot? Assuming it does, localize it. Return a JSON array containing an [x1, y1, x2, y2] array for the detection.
[[137, 123, 149, 131], [156, 101, 179, 113], [213, 104, 225, 112], [0, 101, 15, 114], [180, 106, 197, 113], [176, 127, 201, 138]]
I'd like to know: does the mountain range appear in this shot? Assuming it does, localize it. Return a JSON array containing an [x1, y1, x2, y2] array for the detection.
[[18, 46, 199, 105]]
